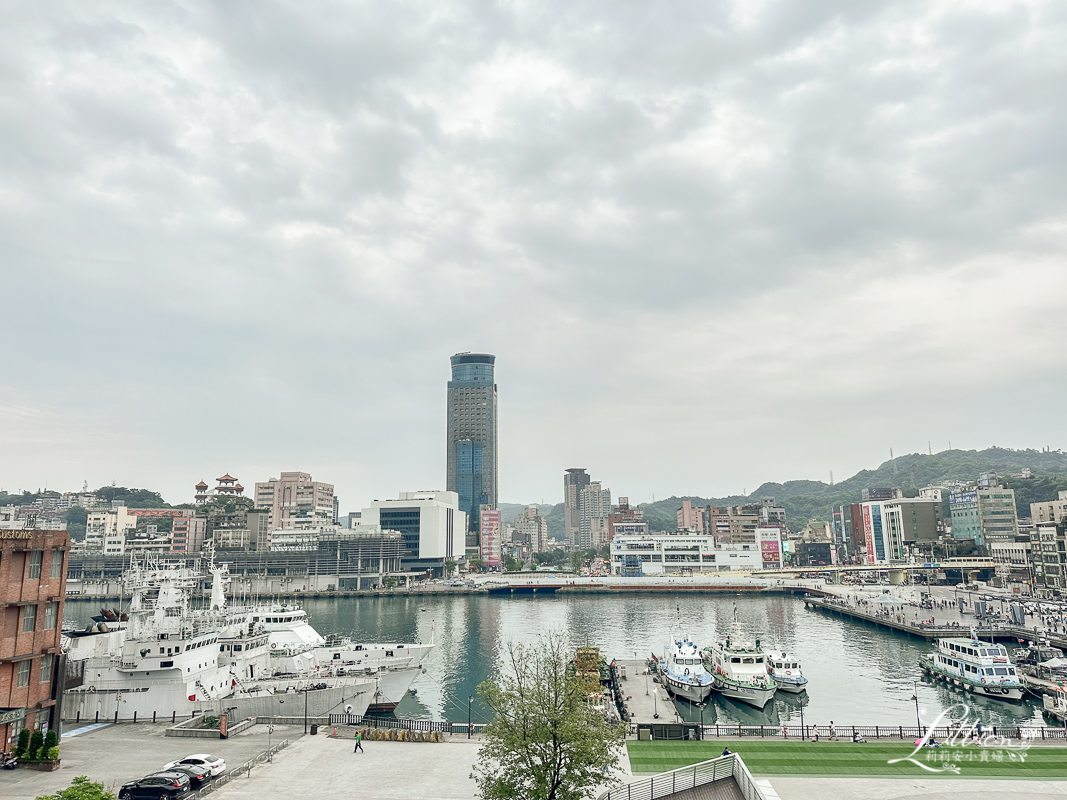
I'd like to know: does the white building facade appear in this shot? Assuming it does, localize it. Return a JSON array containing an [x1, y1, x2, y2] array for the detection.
[[358, 490, 466, 575], [610, 532, 768, 576]]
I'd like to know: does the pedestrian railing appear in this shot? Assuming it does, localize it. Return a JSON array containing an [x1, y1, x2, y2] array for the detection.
[[597, 754, 768, 800], [328, 713, 487, 735], [193, 739, 289, 798], [660, 724, 1066, 741]]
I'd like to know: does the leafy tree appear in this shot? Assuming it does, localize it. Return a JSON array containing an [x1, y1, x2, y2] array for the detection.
[[472, 634, 626, 800], [444, 560, 457, 578], [36, 776, 116, 800], [503, 555, 521, 572], [64, 507, 88, 541], [44, 729, 58, 751], [568, 551, 585, 574], [92, 486, 170, 509]]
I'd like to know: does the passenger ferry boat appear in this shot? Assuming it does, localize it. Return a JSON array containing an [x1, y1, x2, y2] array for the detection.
[[702, 620, 777, 709], [766, 652, 808, 694], [656, 637, 714, 703], [919, 630, 1025, 701]]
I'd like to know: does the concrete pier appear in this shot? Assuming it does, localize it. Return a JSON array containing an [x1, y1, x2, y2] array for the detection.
[[615, 659, 681, 724]]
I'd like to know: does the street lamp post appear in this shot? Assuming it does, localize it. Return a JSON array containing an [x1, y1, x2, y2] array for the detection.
[[696, 701, 705, 740], [652, 688, 659, 719], [910, 682, 921, 736], [799, 702, 805, 741], [304, 686, 309, 735], [468, 695, 473, 739]]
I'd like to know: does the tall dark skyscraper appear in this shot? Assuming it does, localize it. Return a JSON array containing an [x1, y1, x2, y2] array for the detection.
[[446, 352, 498, 547]]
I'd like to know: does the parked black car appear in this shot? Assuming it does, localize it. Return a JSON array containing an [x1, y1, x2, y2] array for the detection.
[[118, 771, 191, 800], [161, 763, 213, 788]]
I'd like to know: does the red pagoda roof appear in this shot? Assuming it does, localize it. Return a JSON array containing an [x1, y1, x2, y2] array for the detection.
[[195, 481, 209, 490], [217, 474, 237, 482], [234, 483, 244, 490]]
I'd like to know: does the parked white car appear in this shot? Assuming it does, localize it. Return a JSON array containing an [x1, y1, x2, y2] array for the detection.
[[163, 754, 226, 778]]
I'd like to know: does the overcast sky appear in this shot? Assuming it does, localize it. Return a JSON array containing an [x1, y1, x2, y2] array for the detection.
[[3, 1, 1066, 510]]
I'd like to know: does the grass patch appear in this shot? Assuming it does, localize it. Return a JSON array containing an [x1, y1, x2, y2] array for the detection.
[[626, 740, 1063, 779]]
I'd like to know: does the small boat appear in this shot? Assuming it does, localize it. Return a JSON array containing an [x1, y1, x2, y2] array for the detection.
[[1043, 689, 1067, 724], [919, 629, 1025, 702], [766, 652, 808, 694], [702, 617, 777, 710], [658, 637, 714, 703]]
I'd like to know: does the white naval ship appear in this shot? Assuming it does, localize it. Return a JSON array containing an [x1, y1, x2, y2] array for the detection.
[[62, 556, 376, 722]]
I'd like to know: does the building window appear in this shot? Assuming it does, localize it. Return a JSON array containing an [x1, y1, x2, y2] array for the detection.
[[40, 656, 53, 684], [17, 660, 31, 688], [28, 551, 43, 579], [44, 602, 59, 630], [23, 604, 37, 633], [50, 551, 64, 579]]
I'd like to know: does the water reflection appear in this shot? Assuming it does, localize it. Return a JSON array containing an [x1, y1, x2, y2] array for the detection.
[[65, 594, 1052, 727]]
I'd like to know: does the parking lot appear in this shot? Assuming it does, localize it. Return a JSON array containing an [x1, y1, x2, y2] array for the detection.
[[0, 722, 301, 800]]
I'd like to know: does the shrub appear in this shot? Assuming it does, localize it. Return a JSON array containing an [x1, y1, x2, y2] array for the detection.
[[28, 730, 44, 760], [46, 747, 60, 761], [44, 730, 58, 751], [15, 728, 30, 758]]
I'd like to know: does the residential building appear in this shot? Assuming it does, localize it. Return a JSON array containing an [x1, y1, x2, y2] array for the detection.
[[676, 500, 705, 533], [1029, 522, 1066, 595], [579, 482, 612, 550], [1031, 491, 1067, 526], [883, 497, 942, 542], [706, 505, 761, 546], [198, 497, 270, 552], [950, 486, 1019, 547], [254, 472, 336, 531], [446, 353, 498, 545], [84, 505, 136, 554], [513, 506, 549, 553], [0, 529, 69, 750], [607, 498, 647, 541], [479, 508, 502, 568], [358, 491, 465, 576], [989, 537, 1032, 586], [563, 468, 591, 549], [170, 515, 207, 553]]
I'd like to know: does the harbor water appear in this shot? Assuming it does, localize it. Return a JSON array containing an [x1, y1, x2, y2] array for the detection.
[[65, 593, 1055, 729]]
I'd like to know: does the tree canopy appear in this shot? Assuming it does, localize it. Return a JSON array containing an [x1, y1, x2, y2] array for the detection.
[[472, 633, 626, 800], [36, 776, 115, 800]]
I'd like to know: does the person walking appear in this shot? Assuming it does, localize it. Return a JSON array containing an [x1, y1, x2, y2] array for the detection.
[[353, 731, 364, 753], [811, 724, 820, 742], [829, 721, 837, 741]]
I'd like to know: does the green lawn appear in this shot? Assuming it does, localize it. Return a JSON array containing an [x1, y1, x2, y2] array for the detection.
[[626, 740, 1065, 779]]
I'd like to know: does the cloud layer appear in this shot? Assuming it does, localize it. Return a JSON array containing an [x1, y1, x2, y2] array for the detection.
[[3, 1, 1066, 507]]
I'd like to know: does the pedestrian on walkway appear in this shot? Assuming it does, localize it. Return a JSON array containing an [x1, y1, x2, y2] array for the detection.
[[353, 731, 364, 753], [829, 721, 837, 741], [811, 724, 820, 742]]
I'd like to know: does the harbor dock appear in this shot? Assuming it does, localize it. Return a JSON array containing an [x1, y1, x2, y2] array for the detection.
[[804, 596, 1067, 649], [615, 659, 681, 724]]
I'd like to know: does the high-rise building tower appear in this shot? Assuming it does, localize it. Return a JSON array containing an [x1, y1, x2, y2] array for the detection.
[[447, 353, 498, 547], [563, 468, 591, 550]]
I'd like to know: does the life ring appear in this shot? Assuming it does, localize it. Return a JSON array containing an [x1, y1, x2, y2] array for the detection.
[[88, 686, 96, 693], [684, 668, 689, 676], [981, 678, 986, 684], [271, 643, 277, 649], [785, 670, 792, 675]]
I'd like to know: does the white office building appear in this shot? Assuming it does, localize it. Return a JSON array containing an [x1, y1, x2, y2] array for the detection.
[[610, 532, 767, 576], [358, 491, 466, 575]]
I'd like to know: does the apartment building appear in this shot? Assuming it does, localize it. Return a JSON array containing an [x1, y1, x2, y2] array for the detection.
[[254, 472, 336, 531]]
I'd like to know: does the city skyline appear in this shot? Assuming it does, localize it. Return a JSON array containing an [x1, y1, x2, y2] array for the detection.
[[3, 3, 1066, 509]]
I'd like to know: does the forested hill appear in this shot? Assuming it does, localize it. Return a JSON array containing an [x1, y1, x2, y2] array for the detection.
[[636, 447, 1067, 533]]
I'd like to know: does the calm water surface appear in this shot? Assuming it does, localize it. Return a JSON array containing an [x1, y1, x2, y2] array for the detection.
[[66, 594, 1055, 728]]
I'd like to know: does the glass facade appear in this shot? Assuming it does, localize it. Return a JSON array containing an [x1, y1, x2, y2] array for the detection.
[[379, 508, 423, 558], [446, 353, 498, 540]]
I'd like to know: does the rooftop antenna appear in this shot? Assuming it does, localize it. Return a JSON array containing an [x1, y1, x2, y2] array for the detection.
[[928, 441, 932, 456], [829, 471, 834, 486]]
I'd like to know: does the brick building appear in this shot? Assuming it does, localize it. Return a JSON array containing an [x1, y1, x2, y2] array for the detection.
[[1, 529, 69, 749]]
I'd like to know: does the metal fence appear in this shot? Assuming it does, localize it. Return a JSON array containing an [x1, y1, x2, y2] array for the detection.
[[193, 739, 289, 798], [328, 713, 487, 736], [641, 723, 1067, 741], [598, 754, 767, 800]]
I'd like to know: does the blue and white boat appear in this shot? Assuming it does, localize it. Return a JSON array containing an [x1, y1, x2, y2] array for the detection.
[[919, 630, 1025, 702], [767, 652, 808, 694], [658, 637, 714, 703]]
